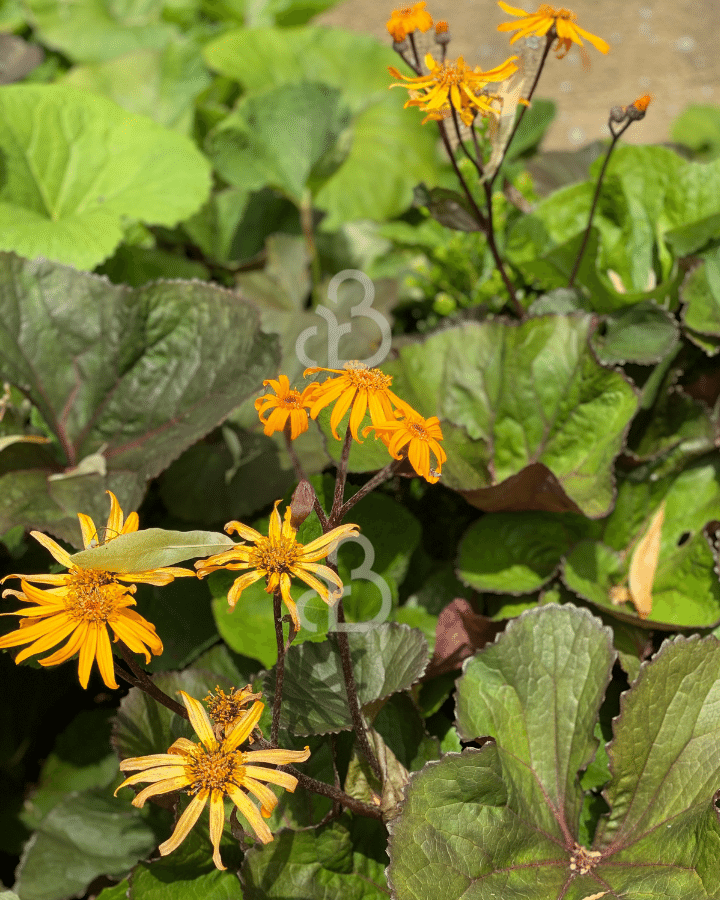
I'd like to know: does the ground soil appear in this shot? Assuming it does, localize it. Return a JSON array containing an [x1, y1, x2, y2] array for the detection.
[[318, 0, 720, 150]]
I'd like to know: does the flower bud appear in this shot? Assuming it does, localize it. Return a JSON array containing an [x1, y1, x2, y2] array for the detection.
[[290, 479, 316, 529], [626, 93, 652, 120], [434, 20, 451, 45], [609, 105, 627, 123]]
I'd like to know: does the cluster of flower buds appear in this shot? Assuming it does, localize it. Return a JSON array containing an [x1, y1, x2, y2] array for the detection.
[[610, 93, 652, 126]]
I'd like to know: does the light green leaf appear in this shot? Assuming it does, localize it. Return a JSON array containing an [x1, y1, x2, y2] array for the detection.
[[0, 84, 211, 269], [209, 82, 351, 206], [70, 528, 233, 573], [25, 0, 179, 62], [671, 103, 720, 161], [203, 26, 440, 226], [203, 26, 390, 111], [61, 42, 211, 133]]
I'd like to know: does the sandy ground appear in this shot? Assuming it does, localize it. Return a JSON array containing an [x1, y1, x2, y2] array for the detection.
[[318, 0, 720, 150]]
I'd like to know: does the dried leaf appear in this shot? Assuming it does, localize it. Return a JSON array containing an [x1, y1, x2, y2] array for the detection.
[[628, 501, 666, 619], [483, 34, 544, 181], [426, 598, 504, 677]]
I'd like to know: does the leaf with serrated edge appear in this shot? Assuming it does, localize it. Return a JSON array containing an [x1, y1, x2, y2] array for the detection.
[[264, 623, 429, 735], [388, 607, 720, 899], [382, 316, 638, 518], [0, 253, 278, 544], [455, 605, 616, 842]]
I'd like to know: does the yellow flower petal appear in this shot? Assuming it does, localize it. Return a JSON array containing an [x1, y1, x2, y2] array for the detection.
[[225, 700, 264, 752], [209, 790, 226, 870], [159, 790, 208, 857], [227, 785, 273, 843], [180, 691, 217, 750], [30, 531, 74, 568]]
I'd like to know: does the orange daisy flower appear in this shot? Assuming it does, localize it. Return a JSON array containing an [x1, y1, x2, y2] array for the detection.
[[497, 2, 609, 58], [364, 408, 447, 483], [254, 374, 318, 441], [0, 492, 195, 689], [390, 53, 519, 126], [387, 1, 433, 42], [195, 500, 359, 631], [304, 361, 415, 443], [115, 693, 310, 870]]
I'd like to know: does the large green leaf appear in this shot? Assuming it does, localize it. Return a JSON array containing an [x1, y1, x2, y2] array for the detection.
[[594, 635, 720, 871], [24, 0, 179, 62], [241, 815, 388, 899], [61, 43, 211, 133], [387, 606, 720, 898], [208, 81, 351, 206], [0, 254, 278, 545], [509, 145, 720, 293], [14, 790, 168, 900], [456, 511, 592, 594], [263, 623, 429, 735], [383, 316, 638, 517], [203, 26, 390, 111], [203, 26, 440, 226], [455, 605, 615, 841], [562, 456, 720, 628], [681, 247, 720, 350], [0, 85, 211, 268]]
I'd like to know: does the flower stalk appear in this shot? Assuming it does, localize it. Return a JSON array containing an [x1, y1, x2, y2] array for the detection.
[[271, 588, 287, 746], [568, 96, 650, 287], [117, 642, 189, 720]]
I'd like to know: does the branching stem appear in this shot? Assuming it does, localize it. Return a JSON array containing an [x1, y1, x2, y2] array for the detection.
[[116, 643, 188, 719]]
